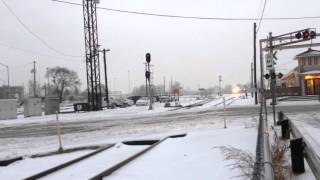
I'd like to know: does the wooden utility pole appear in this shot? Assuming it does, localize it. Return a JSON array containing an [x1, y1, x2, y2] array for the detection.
[[251, 62, 254, 97]]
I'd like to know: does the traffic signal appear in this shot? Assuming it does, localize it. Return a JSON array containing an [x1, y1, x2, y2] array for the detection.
[[295, 29, 316, 40], [271, 72, 276, 79], [264, 74, 270, 79], [278, 73, 283, 79], [145, 70, 150, 79], [146, 53, 151, 63]]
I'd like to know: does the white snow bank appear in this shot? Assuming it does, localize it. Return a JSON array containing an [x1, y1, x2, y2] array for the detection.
[[108, 127, 257, 180]]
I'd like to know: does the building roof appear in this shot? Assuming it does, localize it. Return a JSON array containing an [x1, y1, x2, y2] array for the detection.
[[299, 70, 320, 75], [294, 48, 320, 60]]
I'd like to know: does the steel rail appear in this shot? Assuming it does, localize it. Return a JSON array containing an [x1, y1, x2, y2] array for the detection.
[[24, 144, 115, 180], [89, 134, 186, 180]]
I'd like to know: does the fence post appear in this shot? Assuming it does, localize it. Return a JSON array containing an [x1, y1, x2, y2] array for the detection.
[[55, 111, 63, 151], [281, 119, 290, 140], [277, 111, 283, 125], [290, 138, 305, 173]]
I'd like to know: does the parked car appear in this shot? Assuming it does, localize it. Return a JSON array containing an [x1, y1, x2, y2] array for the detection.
[[136, 97, 149, 106], [119, 98, 134, 107], [159, 96, 171, 103]]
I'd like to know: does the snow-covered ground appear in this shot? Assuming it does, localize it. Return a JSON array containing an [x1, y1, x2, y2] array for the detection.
[[0, 95, 319, 179], [108, 127, 256, 180]]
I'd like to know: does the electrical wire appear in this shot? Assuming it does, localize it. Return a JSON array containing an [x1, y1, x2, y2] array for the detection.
[[256, 0, 267, 33], [52, 0, 320, 21], [0, 42, 84, 62], [0, 0, 83, 58]]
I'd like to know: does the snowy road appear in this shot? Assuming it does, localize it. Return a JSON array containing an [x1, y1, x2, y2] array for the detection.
[[0, 103, 319, 139]]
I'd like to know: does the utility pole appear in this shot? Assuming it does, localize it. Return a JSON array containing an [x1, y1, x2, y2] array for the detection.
[[163, 76, 166, 96], [219, 75, 222, 96], [251, 62, 254, 97], [46, 67, 50, 96], [113, 77, 116, 93], [170, 76, 172, 97], [128, 70, 131, 95], [33, 61, 36, 97], [253, 22, 258, 104], [0, 62, 9, 98], [102, 48, 110, 108]]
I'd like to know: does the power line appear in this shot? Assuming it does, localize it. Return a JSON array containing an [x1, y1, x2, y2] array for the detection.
[[0, 0, 83, 58], [256, 0, 267, 33], [52, 0, 320, 21], [0, 42, 84, 62]]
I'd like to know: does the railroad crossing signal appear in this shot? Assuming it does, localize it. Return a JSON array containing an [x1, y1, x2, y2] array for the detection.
[[295, 29, 316, 40], [264, 72, 283, 79], [146, 53, 151, 63], [145, 70, 150, 79]]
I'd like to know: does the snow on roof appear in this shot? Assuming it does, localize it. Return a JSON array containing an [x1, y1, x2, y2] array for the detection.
[[294, 48, 320, 60], [299, 70, 320, 75]]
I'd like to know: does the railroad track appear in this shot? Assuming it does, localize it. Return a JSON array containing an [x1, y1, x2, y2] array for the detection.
[[24, 134, 186, 180]]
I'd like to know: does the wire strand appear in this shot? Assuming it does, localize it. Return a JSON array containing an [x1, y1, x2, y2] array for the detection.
[[0, 42, 84, 62], [52, 0, 320, 21], [1, 0, 83, 58], [256, 0, 267, 33]]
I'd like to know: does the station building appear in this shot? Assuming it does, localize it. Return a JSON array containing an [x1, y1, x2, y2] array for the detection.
[[282, 48, 320, 95]]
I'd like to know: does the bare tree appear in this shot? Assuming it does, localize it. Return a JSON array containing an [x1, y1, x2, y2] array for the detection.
[[46, 66, 80, 102]]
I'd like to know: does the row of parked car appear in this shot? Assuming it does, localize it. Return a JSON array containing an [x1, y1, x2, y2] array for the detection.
[[103, 97, 134, 108], [101, 95, 179, 108]]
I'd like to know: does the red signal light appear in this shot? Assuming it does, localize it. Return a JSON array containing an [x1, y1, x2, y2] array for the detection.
[[303, 30, 310, 39]]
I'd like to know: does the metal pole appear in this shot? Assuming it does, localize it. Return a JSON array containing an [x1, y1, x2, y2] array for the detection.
[[128, 70, 131, 95], [260, 40, 268, 122], [33, 61, 36, 97], [254, 23, 258, 104], [145, 63, 148, 97], [0, 62, 9, 98], [148, 63, 153, 110], [163, 76, 166, 95], [103, 49, 110, 108], [7, 66, 9, 98], [269, 32, 277, 126], [46, 67, 49, 96], [219, 76, 222, 96]]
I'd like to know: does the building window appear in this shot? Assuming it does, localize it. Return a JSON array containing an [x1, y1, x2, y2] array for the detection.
[[308, 57, 312, 65], [314, 57, 318, 65], [301, 59, 306, 66]]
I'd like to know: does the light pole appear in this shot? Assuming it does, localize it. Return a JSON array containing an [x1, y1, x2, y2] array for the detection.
[[128, 70, 131, 95], [0, 62, 9, 98], [219, 75, 222, 96]]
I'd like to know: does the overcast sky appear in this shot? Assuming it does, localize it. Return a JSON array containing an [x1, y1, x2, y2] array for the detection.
[[1, 0, 320, 93]]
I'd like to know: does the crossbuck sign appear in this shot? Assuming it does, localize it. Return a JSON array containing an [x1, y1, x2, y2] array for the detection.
[[265, 53, 274, 70]]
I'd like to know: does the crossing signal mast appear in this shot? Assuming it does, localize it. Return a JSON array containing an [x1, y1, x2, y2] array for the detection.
[[82, 0, 102, 111], [260, 28, 319, 125]]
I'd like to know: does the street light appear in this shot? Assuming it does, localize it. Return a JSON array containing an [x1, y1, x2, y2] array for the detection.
[[0, 62, 9, 98]]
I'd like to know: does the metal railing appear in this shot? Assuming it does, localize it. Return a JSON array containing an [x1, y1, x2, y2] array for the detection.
[[278, 111, 320, 179], [252, 94, 274, 180]]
